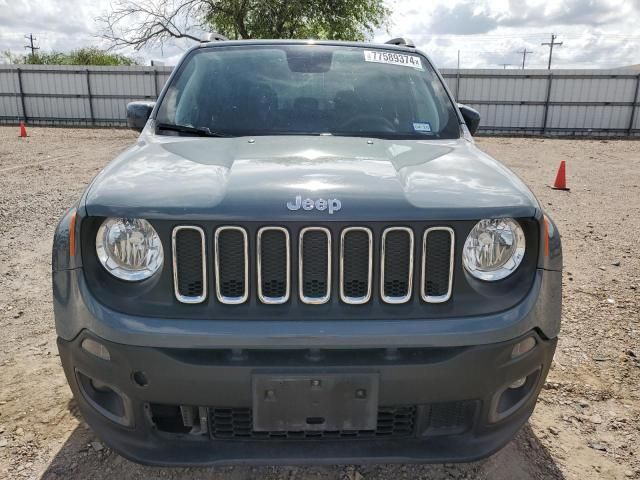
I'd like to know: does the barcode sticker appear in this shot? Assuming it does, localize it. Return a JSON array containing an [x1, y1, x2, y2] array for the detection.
[[413, 122, 432, 133], [364, 50, 423, 69]]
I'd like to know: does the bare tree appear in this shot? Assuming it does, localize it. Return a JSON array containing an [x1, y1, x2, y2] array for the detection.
[[99, 0, 389, 50], [99, 0, 210, 50]]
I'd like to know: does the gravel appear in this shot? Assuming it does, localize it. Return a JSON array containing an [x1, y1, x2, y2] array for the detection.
[[0, 127, 638, 480]]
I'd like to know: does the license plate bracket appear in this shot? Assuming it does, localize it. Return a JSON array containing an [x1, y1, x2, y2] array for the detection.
[[252, 372, 379, 432]]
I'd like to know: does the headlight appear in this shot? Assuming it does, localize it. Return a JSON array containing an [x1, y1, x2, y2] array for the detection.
[[96, 217, 163, 281], [462, 218, 525, 281]]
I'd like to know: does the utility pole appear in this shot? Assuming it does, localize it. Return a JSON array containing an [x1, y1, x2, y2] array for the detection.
[[541, 34, 562, 70], [24, 34, 39, 58], [517, 48, 533, 69], [501, 63, 512, 70]]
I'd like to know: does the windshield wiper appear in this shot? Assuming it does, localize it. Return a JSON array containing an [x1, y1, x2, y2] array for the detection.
[[156, 122, 230, 137]]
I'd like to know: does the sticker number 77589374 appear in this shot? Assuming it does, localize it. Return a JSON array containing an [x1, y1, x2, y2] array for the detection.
[[363, 50, 423, 69]]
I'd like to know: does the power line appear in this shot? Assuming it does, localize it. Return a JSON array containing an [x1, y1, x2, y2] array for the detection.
[[24, 33, 39, 57], [541, 33, 563, 69], [516, 48, 534, 69]]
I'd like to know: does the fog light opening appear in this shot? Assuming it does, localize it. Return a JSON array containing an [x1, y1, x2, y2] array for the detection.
[[81, 338, 111, 361], [493, 367, 542, 422], [75, 370, 132, 427], [511, 337, 536, 359]]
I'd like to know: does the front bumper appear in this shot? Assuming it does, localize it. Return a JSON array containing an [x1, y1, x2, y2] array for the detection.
[[58, 329, 556, 466]]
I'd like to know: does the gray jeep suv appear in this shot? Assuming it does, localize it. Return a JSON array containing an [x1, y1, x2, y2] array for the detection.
[[52, 39, 562, 466]]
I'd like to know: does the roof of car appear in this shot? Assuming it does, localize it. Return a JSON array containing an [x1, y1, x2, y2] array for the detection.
[[196, 39, 420, 53]]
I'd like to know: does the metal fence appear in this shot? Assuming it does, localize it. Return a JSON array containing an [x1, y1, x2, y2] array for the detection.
[[440, 68, 640, 137], [0, 65, 173, 127], [0, 64, 639, 136]]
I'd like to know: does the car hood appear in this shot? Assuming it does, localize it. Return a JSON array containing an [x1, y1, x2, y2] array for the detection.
[[84, 134, 539, 221]]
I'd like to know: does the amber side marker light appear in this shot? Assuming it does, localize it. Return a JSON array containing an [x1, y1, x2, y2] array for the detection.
[[543, 215, 550, 257], [69, 209, 77, 257], [81, 338, 111, 361]]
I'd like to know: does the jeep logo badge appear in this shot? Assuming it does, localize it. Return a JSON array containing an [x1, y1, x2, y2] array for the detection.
[[287, 195, 342, 214]]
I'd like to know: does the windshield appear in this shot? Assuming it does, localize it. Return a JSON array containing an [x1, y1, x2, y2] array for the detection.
[[156, 44, 460, 139]]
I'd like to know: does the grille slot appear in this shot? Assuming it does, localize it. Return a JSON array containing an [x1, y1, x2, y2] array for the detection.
[[380, 227, 414, 304], [210, 406, 416, 440], [340, 227, 373, 304], [421, 401, 477, 436], [172, 226, 206, 304], [257, 227, 290, 304], [214, 227, 249, 304], [421, 227, 455, 303], [299, 227, 331, 304]]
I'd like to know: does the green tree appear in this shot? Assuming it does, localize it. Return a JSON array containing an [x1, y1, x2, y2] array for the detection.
[[3, 47, 137, 65], [100, 0, 390, 50]]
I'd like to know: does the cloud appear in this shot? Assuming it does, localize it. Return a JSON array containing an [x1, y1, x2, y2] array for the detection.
[[427, 3, 498, 35], [500, 0, 625, 28], [379, 0, 639, 68], [0, 0, 191, 65], [0, 0, 638, 68], [421, 0, 626, 36]]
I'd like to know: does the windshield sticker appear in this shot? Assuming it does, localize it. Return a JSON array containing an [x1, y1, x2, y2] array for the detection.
[[364, 50, 423, 70], [413, 122, 433, 134]]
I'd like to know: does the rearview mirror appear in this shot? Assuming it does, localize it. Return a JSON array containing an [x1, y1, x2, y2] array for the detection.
[[126, 101, 155, 132], [458, 104, 481, 136]]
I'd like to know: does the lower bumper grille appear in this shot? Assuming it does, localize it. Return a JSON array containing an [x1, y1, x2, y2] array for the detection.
[[420, 400, 477, 436], [209, 406, 416, 440], [149, 400, 478, 440]]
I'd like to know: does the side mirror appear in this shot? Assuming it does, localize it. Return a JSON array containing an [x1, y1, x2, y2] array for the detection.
[[126, 101, 155, 132], [458, 104, 481, 136]]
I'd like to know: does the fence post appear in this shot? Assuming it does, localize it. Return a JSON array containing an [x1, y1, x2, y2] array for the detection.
[[16, 67, 27, 123], [628, 74, 640, 137], [85, 69, 95, 126], [153, 68, 159, 98], [541, 72, 553, 135]]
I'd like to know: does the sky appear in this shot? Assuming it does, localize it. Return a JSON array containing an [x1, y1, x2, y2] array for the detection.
[[0, 0, 639, 69]]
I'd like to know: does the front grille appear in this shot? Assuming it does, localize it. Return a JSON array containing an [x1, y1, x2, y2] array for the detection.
[[171, 226, 207, 303], [209, 406, 416, 440], [340, 228, 373, 304], [172, 224, 454, 306], [299, 227, 331, 304], [257, 227, 290, 304], [421, 228, 455, 303], [381, 228, 414, 304], [214, 227, 248, 304]]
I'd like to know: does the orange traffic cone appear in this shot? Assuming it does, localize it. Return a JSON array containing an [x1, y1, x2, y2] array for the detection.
[[19, 121, 27, 138], [551, 161, 569, 191]]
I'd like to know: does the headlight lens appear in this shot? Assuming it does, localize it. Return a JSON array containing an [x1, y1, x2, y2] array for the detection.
[[96, 217, 163, 281], [462, 218, 525, 281]]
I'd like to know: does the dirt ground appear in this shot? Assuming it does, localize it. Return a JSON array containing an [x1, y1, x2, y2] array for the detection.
[[0, 127, 638, 480]]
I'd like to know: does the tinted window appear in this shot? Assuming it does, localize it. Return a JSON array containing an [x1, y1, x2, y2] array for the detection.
[[156, 45, 460, 139]]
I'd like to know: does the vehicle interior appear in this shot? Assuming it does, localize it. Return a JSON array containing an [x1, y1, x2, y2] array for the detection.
[[157, 45, 460, 138]]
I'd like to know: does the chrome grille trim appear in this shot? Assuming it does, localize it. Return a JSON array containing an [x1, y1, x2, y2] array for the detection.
[[214, 226, 249, 305], [299, 227, 332, 305], [380, 227, 414, 304], [340, 227, 373, 304], [421, 227, 455, 303], [257, 226, 291, 304], [172, 226, 207, 304]]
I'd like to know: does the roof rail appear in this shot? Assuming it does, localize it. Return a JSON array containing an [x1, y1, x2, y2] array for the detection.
[[200, 32, 229, 43], [385, 38, 415, 48]]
